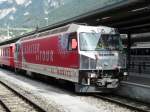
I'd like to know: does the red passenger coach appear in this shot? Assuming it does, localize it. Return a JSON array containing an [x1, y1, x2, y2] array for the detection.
[[1, 24, 127, 93], [0, 43, 15, 68]]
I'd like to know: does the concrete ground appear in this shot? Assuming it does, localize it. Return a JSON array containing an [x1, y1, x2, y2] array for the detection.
[[115, 72, 150, 104], [0, 68, 135, 112]]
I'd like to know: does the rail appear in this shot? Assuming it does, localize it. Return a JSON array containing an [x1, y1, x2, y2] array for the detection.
[[0, 80, 45, 112], [94, 94, 150, 112]]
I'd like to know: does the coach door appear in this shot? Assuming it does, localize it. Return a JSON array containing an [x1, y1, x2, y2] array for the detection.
[[10, 46, 14, 68], [14, 43, 22, 69], [67, 33, 79, 69]]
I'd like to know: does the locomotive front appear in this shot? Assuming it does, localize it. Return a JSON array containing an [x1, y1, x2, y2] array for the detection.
[[76, 26, 127, 92]]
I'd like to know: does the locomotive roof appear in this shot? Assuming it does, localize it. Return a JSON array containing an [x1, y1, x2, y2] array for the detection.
[[20, 23, 115, 41]]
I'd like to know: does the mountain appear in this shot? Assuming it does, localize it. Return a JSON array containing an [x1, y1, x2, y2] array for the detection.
[[0, 0, 122, 37], [0, 0, 65, 37], [0, 0, 64, 28]]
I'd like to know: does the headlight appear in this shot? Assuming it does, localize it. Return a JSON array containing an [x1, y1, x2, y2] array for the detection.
[[88, 73, 97, 78], [96, 66, 102, 70], [123, 72, 128, 76], [91, 73, 97, 78]]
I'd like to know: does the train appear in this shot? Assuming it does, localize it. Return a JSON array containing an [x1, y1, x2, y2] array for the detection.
[[0, 24, 127, 93]]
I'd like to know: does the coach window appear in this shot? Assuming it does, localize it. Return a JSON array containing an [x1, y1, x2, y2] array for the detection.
[[68, 33, 77, 51], [43, 51, 46, 61], [7, 49, 9, 56], [1, 49, 2, 56], [6, 48, 8, 56], [5, 49, 6, 56], [4, 49, 6, 56]]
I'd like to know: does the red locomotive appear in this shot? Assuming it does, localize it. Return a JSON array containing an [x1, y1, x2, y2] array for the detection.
[[0, 24, 127, 92]]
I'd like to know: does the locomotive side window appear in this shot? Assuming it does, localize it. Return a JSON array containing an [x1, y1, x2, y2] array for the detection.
[[71, 39, 77, 49], [68, 33, 77, 51]]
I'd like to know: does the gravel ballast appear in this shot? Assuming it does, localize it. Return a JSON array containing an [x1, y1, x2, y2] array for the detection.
[[0, 68, 136, 112]]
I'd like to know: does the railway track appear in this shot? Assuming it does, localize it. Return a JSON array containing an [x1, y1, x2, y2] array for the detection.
[[0, 81, 45, 112], [95, 94, 150, 112]]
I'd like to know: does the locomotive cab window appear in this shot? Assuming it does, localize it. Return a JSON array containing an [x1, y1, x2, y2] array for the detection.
[[68, 33, 77, 51]]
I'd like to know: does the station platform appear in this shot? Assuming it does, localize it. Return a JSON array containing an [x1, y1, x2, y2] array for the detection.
[[127, 72, 150, 86], [115, 72, 150, 104]]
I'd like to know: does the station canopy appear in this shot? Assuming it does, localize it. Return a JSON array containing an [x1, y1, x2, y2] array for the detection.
[[0, 0, 150, 45]]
